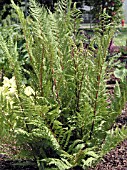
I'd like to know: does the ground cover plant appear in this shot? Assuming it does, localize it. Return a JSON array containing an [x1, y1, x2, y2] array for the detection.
[[0, 0, 127, 169], [114, 27, 127, 46], [114, 27, 127, 56]]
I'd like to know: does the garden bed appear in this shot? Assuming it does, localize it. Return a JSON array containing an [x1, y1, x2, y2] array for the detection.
[[0, 159, 38, 170], [0, 69, 127, 170], [89, 103, 127, 170], [0, 105, 127, 170]]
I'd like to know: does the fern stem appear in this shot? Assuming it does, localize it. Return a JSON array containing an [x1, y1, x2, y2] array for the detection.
[[89, 34, 110, 139], [89, 75, 100, 139], [76, 61, 85, 113], [89, 53, 103, 139], [71, 47, 79, 112], [51, 66, 60, 104], [39, 46, 44, 96], [24, 37, 34, 67]]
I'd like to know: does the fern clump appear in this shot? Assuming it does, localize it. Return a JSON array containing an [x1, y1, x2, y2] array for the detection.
[[0, 0, 127, 169]]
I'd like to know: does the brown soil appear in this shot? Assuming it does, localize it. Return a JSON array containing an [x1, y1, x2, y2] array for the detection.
[[0, 159, 38, 170], [89, 104, 127, 170]]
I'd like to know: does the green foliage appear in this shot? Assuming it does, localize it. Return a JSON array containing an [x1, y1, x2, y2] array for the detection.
[[0, 0, 127, 169], [0, 1, 30, 85], [114, 28, 127, 47], [90, 0, 123, 24]]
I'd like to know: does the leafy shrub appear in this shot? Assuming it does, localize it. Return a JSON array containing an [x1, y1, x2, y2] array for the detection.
[[0, 0, 127, 169]]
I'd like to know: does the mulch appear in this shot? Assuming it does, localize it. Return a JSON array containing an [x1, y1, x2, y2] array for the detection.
[[0, 159, 38, 170], [89, 105, 127, 170]]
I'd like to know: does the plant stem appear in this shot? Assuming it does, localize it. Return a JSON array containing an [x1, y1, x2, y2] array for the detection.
[[39, 46, 44, 96], [89, 54, 102, 139]]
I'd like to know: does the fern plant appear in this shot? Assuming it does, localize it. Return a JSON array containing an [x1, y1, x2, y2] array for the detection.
[[0, 2, 28, 85], [0, 0, 127, 169]]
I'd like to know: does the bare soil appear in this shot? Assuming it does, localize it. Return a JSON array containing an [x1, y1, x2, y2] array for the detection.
[[0, 159, 38, 170], [89, 104, 127, 170]]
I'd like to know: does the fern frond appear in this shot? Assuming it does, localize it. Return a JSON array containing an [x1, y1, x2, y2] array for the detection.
[[1, 0, 127, 169], [39, 157, 73, 170], [100, 126, 127, 157]]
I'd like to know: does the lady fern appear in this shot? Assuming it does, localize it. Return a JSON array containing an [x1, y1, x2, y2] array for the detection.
[[0, 0, 127, 169]]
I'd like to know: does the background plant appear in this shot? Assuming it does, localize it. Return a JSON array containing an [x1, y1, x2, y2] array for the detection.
[[0, 0, 127, 169], [85, 0, 123, 24]]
